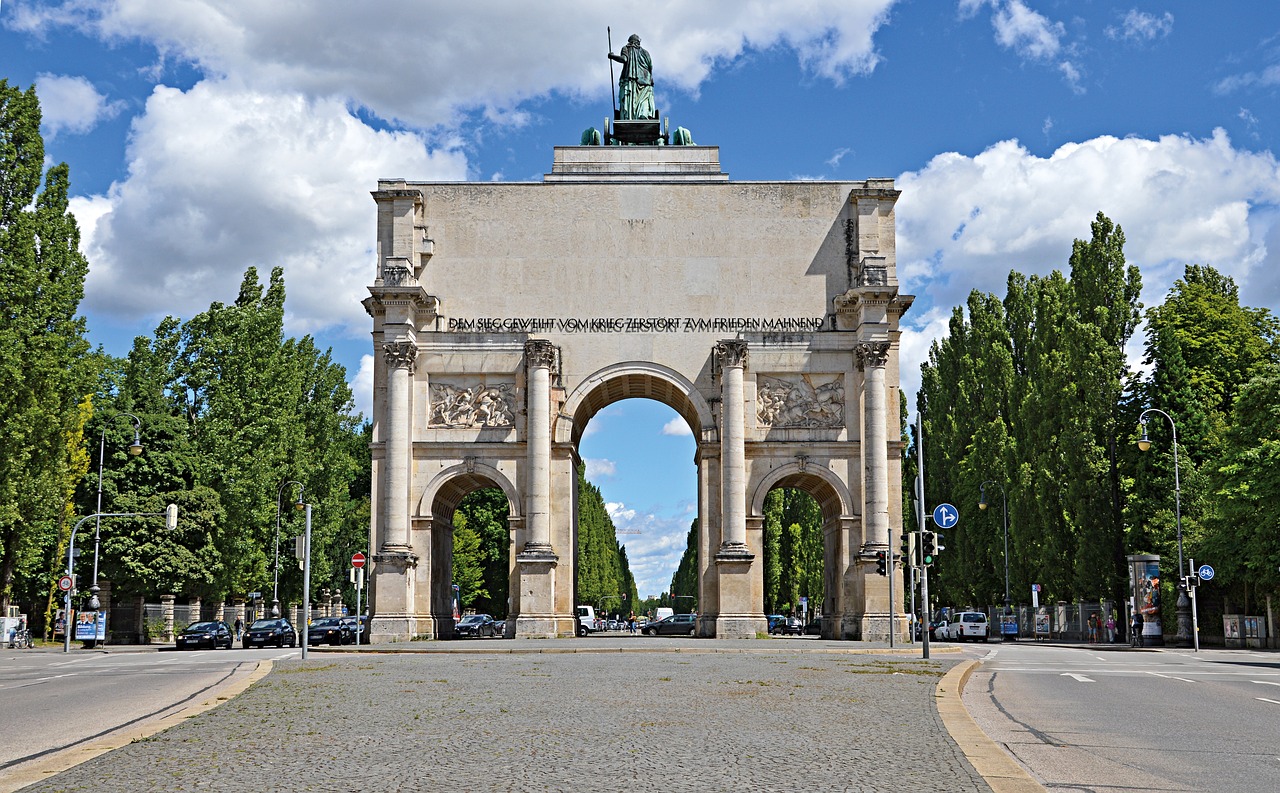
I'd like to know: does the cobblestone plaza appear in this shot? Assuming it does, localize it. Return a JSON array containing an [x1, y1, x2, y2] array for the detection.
[[23, 648, 991, 793]]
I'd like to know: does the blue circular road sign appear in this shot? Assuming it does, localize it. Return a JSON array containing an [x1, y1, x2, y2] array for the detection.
[[1198, 564, 1214, 581], [932, 503, 959, 529]]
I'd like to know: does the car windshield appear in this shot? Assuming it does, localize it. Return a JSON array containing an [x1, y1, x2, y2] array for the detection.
[[312, 618, 341, 627], [186, 622, 217, 632], [459, 615, 486, 625], [250, 620, 285, 630], [962, 614, 987, 623]]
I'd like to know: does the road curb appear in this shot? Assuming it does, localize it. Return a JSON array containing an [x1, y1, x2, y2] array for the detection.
[[0, 660, 272, 793], [935, 659, 1045, 793], [309, 643, 963, 656]]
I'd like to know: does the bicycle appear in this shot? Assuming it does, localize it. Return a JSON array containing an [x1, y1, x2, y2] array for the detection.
[[9, 629, 32, 649]]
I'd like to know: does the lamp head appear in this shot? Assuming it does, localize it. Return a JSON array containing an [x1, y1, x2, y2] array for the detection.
[[1137, 419, 1152, 452], [978, 484, 988, 510]]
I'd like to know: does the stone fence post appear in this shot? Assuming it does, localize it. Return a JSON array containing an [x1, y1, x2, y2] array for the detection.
[[160, 594, 176, 643]]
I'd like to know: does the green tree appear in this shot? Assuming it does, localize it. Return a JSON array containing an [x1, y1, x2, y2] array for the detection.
[[0, 81, 95, 617]]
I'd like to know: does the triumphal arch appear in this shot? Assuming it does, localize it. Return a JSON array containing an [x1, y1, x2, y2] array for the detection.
[[363, 142, 913, 641]]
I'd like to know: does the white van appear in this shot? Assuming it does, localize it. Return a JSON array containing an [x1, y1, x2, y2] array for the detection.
[[940, 611, 989, 642], [575, 605, 598, 637], [654, 607, 674, 622]]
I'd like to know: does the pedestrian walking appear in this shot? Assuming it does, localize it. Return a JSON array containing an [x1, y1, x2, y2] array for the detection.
[[1087, 613, 1098, 643], [1105, 612, 1116, 643], [1131, 611, 1144, 647], [234, 616, 243, 640]]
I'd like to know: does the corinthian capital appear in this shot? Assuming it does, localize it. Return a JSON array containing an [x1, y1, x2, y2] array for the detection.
[[524, 339, 558, 372], [383, 340, 419, 374], [715, 339, 750, 370], [854, 341, 891, 371]]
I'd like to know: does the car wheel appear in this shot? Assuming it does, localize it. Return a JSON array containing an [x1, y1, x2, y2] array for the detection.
[[577, 625, 587, 637]]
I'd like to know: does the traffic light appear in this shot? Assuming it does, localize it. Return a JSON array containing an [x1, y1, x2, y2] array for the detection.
[[875, 550, 888, 576], [900, 533, 913, 568], [935, 533, 946, 556], [921, 531, 936, 565]]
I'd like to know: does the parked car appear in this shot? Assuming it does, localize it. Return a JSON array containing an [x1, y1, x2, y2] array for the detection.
[[642, 613, 697, 636], [308, 616, 351, 646], [455, 613, 499, 638], [771, 616, 804, 636], [177, 620, 233, 650], [938, 611, 989, 642], [341, 616, 369, 643], [243, 618, 298, 648], [766, 614, 786, 633], [803, 619, 822, 636]]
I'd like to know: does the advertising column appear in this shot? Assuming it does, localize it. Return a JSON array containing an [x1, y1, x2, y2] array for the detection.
[[1127, 553, 1163, 646]]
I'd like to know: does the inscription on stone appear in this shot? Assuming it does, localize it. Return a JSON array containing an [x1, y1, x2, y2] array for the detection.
[[445, 317, 826, 333], [757, 375, 844, 428], [429, 382, 516, 428]]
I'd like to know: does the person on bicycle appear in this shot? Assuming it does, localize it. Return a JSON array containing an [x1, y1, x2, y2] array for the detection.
[[1131, 611, 1144, 647]]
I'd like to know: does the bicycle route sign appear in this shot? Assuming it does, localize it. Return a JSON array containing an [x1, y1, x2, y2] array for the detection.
[[1198, 564, 1214, 581]]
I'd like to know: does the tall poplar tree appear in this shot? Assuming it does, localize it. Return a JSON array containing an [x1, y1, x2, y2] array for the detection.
[[0, 81, 95, 615]]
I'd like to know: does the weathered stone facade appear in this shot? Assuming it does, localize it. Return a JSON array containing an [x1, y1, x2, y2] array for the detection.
[[363, 146, 913, 641]]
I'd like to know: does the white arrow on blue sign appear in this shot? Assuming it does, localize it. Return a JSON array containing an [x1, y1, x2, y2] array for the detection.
[[932, 503, 959, 529], [1198, 564, 1214, 581]]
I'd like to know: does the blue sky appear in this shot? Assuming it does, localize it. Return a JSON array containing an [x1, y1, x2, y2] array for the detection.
[[3, 1, 1279, 597]]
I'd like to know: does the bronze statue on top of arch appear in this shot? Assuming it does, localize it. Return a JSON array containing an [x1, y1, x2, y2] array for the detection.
[[581, 31, 695, 147]]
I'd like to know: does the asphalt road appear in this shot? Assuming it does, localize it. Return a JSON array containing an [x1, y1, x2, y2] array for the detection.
[[961, 642, 1280, 792], [0, 647, 294, 774]]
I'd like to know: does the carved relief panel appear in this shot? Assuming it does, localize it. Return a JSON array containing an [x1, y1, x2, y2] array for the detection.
[[756, 374, 845, 428], [428, 379, 517, 428]]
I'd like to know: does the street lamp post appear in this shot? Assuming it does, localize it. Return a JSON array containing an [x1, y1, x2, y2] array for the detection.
[[297, 493, 312, 660], [978, 480, 1010, 614], [274, 480, 302, 619], [90, 413, 143, 647], [1137, 408, 1195, 649]]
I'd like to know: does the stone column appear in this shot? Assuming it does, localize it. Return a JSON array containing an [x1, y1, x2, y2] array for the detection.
[[382, 340, 417, 550], [190, 595, 202, 623], [716, 340, 750, 555], [522, 340, 557, 555], [856, 341, 892, 548]]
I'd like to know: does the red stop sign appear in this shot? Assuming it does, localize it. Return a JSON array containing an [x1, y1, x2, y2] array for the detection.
[[351, 552, 366, 569]]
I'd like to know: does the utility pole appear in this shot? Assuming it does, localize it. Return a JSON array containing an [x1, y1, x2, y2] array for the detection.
[[917, 412, 930, 660]]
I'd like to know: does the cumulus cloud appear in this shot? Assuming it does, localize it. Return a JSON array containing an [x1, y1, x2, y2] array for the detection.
[[585, 459, 617, 478], [76, 80, 466, 339], [1105, 10, 1174, 43], [350, 355, 375, 420], [895, 129, 1280, 409], [34, 73, 123, 135], [661, 418, 692, 437], [14, 1, 899, 128]]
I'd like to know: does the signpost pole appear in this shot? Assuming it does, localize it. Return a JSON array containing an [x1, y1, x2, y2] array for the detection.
[[1189, 558, 1200, 652], [351, 552, 366, 647], [916, 413, 930, 661]]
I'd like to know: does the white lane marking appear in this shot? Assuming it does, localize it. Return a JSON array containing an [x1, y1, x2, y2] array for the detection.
[[1257, 698, 1280, 705], [1145, 671, 1196, 683], [1253, 681, 1280, 687], [271, 652, 296, 660], [1061, 673, 1095, 683], [49, 656, 101, 667], [1095, 656, 1109, 661]]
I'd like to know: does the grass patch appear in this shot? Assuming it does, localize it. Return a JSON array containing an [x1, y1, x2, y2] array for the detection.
[[275, 663, 338, 674]]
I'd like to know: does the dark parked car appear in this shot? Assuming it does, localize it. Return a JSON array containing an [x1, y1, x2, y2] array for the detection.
[[177, 620, 233, 650], [766, 614, 786, 632], [243, 618, 297, 648], [803, 619, 822, 636], [770, 617, 803, 636], [340, 616, 369, 643], [307, 617, 351, 646], [642, 613, 697, 636], [455, 614, 499, 638]]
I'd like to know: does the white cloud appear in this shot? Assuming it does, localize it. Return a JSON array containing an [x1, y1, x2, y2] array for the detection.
[[1105, 10, 1174, 43], [16, 1, 900, 128], [76, 79, 466, 341], [34, 73, 122, 135], [585, 459, 617, 478], [606, 500, 694, 597], [895, 129, 1280, 414], [661, 418, 692, 436], [351, 354, 374, 421], [1214, 63, 1280, 95], [991, 0, 1063, 60]]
